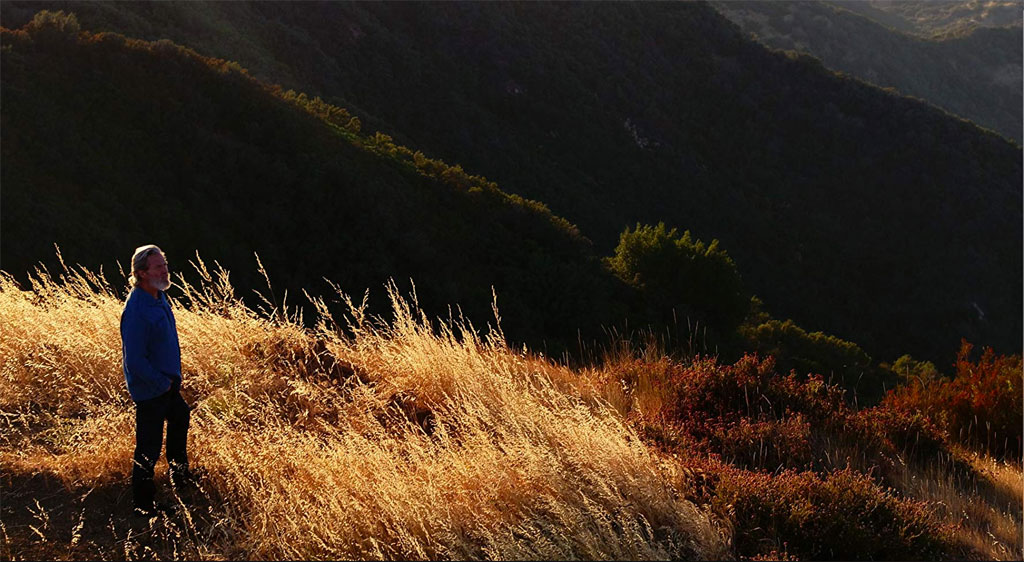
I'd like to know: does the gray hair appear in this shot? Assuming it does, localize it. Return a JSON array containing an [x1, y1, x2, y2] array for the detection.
[[129, 245, 164, 288]]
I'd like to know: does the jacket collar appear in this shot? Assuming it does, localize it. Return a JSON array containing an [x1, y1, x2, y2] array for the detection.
[[131, 287, 166, 306]]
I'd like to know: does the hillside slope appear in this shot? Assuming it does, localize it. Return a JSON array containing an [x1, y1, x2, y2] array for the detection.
[[3, 260, 1020, 560], [0, 266, 731, 560], [0, 19, 628, 354], [713, 0, 1022, 142], [1, 2, 1021, 365], [826, 0, 1023, 37]]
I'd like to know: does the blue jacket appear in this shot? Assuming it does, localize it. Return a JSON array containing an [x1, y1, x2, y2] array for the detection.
[[121, 287, 181, 402]]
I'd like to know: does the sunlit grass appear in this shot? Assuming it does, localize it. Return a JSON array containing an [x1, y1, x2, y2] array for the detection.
[[3, 255, 1020, 560], [0, 257, 729, 560], [886, 448, 1023, 561]]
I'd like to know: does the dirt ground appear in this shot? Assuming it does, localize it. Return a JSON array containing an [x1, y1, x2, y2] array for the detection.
[[2, 467, 224, 561]]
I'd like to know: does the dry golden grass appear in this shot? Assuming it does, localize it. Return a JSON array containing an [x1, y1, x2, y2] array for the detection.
[[885, 448, 1023, 561], [0, 258, 730, 560], [800, 421, 1022, 560], [801, 433, 1022, 560]]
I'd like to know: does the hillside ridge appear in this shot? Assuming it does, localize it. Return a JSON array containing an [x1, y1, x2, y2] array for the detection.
[[1, 4, 1021, 367]]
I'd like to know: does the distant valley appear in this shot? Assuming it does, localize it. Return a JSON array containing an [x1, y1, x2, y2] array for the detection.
[[712, 0, 1022, 142]]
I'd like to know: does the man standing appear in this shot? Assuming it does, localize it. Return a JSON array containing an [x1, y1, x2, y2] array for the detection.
[[121, 244, 192, 516]]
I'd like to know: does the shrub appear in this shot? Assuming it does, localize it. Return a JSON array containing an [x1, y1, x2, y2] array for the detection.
[[883, 340, 1023, 459], [667, 353, 777, 424], [739, 319, 889, 403], [606, 222, 749, 339], [711, 414, 814, 471], [886, 354, 942, 384], [23, 10, 81, 44], [713, 466, 957, 560], [666, 354, 850, 430], [849, 403, 948, 461], [600, 353, 853, 471]]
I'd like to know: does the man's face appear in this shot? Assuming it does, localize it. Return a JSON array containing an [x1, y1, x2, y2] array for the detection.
[[141, 252, 171, 292]]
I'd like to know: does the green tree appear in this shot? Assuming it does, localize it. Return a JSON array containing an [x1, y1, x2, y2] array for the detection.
[[885, 354, 942, 384], [738, 318, 895, 404], [606, 222, 749, 340], [23, 10, 80, 44]]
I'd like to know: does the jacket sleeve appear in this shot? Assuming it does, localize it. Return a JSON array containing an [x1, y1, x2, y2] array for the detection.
[[121, 307, 172, 394]]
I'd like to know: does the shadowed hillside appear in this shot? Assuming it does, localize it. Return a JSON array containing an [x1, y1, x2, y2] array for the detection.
[[0, 17, 629, 356], [713, 0, 1022, 142], [2, 1, 1018, 366]]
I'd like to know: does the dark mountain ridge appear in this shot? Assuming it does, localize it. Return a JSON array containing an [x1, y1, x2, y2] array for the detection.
[[713, 0, 1022, 143], [1, 2, 1020, 366], [827, 0, 1023, 37]]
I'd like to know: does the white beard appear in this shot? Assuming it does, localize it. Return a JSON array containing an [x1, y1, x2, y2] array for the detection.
[[152, 278, 172, 292]]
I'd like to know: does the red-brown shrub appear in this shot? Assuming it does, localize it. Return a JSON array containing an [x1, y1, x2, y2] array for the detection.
[[711, 414, 814, 471], [605, 352, 970, 560], [713, 466, 957, 560], [603, 353, 854, 470], [883, 341, 1022, 459], [666, 354, 850, 426], [850, 403, 948, 461]]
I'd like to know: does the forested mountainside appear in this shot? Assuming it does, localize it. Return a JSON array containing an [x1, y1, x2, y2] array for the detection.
[[1, 2, 1020, 366], [827, 0, 1023, 37], [0, 19, 632, 355], [713, 1, 1022, 142]]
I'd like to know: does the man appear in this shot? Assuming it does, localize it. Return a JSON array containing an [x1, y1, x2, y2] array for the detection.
[[121, 244, 192, 517]]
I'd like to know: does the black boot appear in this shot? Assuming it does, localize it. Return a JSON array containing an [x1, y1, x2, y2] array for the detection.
[[169, 462, 196, 490], [133, 478, 156, 511], [132, 478, 173, 517]]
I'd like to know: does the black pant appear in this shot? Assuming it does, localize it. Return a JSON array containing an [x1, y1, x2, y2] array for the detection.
[[132, 382, 190, 508]]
